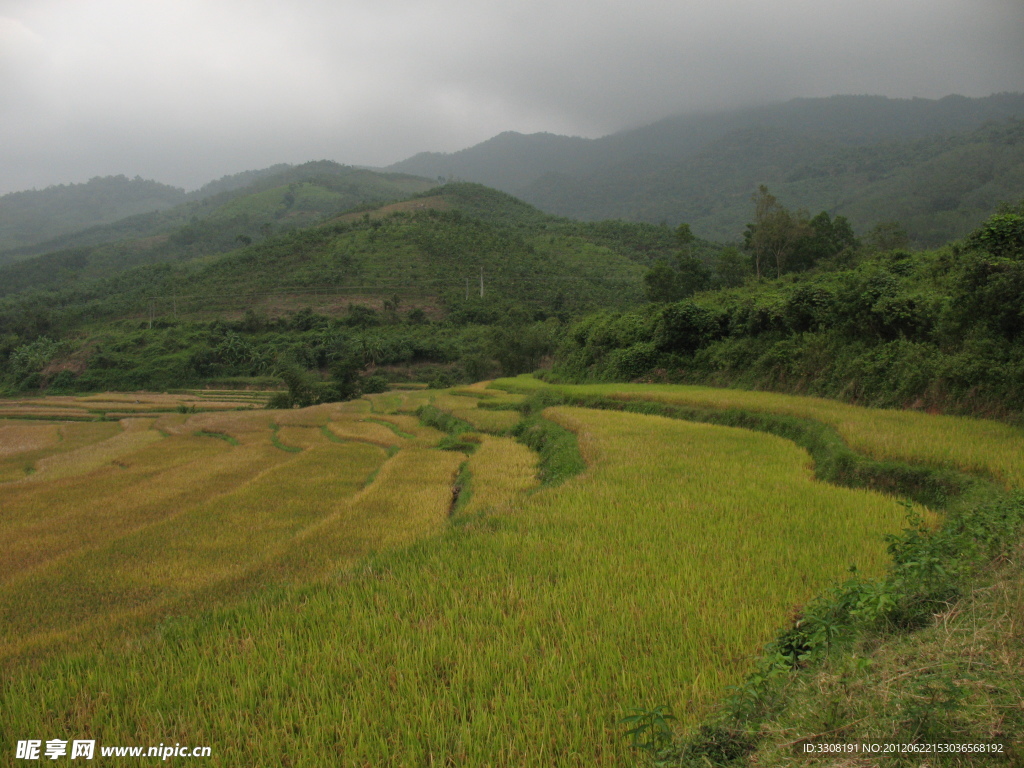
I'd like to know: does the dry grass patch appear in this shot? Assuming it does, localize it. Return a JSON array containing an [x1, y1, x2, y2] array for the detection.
[[0, 408, 93, 419], [366, 388, 434, 415], [0, 422, 66, 482], [749, 541, 1024, 767], [173, 410, 275, 445], [0, 439, 386, 659], [453, 407, 520, 433], [272, 446, 463, 579], [274, 426, 326, 450], [29, 419, 163, 482], [0, 423, 61, 457], [0, 434, 243, 582], [425, 390, 522, 433]]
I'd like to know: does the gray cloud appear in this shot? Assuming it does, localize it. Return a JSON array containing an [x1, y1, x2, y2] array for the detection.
[[1, 0, 1022, 193]]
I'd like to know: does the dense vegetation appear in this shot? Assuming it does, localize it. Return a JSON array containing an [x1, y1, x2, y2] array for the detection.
[[0, 175, 187, 258], [0, 183, 706, 395], [0, 162, 432, 270], [549, 199, 1024, 421], [390, 93, 1024, 245]]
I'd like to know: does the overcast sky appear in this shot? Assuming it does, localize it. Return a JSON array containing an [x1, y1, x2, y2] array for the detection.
[[1, 0, 1022, 194]]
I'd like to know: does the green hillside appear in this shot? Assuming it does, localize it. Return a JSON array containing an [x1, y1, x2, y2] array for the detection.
[[0, 175, 187, 259], [388, 94, 1024, 246], [0, 163, 436, 295], [525, 117, 1024, 246], [548, 199, 1024, 421], [0, 183, 703, 393]]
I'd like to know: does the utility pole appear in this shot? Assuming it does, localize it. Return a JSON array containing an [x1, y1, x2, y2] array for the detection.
[[479, 267, 484, 298], [465, 277, 469, 301]]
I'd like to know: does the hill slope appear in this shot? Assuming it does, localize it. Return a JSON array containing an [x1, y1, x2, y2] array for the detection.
[[526, 117, 1024, 245], [0, 175, 187, 258], [0, 163, 437, 296], [0, 183, 707, 392], [388, 93, 1024, 244], [0, 162, 435, 269]]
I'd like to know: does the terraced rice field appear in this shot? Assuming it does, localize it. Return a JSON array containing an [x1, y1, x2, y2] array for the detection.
[[0, 392, 469, 660], [0, 390, 270, 421], [496, 376, 1024, 489], [2, 380, 1020, 765]]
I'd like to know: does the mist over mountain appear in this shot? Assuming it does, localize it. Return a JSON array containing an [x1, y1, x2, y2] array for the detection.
[[388, 93, 1024, 243], [0, 162, 433, 267], [3, 93, 1023, 267], [0, 176, 188, 255]]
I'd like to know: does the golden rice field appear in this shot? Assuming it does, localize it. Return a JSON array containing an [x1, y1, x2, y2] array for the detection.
[[496, 376, 1024, 490], [1, 380, 1019, 765], [0, 390, 270, 422], [0, 391, 460, 660]]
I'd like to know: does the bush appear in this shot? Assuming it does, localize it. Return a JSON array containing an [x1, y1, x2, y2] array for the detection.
[[653, 301, 717, 354], [360, 374, 388, 394]]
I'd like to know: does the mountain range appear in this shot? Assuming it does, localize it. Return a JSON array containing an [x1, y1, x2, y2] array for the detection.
[[2, 92, 1023, 270], [387, 93, 1024, 244]]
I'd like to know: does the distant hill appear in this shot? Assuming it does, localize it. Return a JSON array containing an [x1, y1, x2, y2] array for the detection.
[[0, 163, 436, 292], [0, 183, 703, 341], [0, 162, 434, 267], [526, 117, 1024, 245], [0, 175, 187, 257], [387, 93, 1024, 244]]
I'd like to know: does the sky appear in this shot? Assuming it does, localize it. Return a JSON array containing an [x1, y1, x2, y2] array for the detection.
[[1, 0, 1022, 194]]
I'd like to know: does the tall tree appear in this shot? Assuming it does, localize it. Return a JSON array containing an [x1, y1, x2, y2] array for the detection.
[[714, 247, 750, 288], [643, 260, 681, 302], [790, 211, 859, 271], [675, 223, 695, 257], [744, 185, 811, 278]]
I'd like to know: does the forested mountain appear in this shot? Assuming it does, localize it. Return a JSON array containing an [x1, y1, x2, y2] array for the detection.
[[0, 176, 187, 257], [0, 183, 690, 321], [0, 163, 435, 291], [0, 183, 701, 392], [526, 117, 1024, 245], [0, 162, 433, 267], [387, 93, 1024, 244]]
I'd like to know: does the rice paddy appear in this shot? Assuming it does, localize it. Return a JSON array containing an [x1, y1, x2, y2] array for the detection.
[[1, 379, 1019, 765], [495, 376, 1024, 490]]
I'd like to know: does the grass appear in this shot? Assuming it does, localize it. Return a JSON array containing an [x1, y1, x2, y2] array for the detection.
[[322, 418, 412, 448], [458, 435, 539, 517], [0, 422, 62, 456], [745, 540, 1024, 767], [0, 421, 121, 483], [0, 392, 265, 424], [431, 390, 525, 430], [362, 416, 416, 439], [195, 430, 241, 446], [28, 418, 165, 482], [269, 423, 304, 453]]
